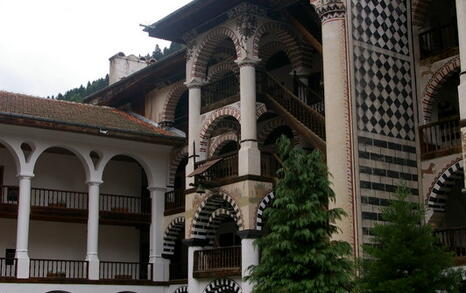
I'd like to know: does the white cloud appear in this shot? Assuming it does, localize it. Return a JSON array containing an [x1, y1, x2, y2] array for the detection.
[[0, 0, 191, 97]]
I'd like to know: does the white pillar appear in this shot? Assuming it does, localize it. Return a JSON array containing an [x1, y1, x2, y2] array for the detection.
[[188, 246, 202, 293], [86, 181, 101, 280], [236, 57, 261, 176], [185, 80, 203, 188], [241, 237, 259, 293], [455, 0, 466, 189], [149, 187, 169, 281], [15, 174, 33, 279]]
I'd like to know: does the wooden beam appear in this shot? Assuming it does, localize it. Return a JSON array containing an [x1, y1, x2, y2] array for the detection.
[[289, 16, 322, 54]]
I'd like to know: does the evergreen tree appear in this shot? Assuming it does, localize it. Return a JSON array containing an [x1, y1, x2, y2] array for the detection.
[[357, 187, 462, 293], [152, 44, 163, 60], [246, 136, 353, 293]]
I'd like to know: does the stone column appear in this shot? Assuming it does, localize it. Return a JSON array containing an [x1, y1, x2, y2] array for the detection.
[[187, 245, 202, 293], [15, 174, 33, 279], [455, 0, 466, 189], [238, 230, 260, 293], [185, 80, 203, 188], [315, 1, 357, 251], [149, 187, 169, 281], [86, 181, 101, 280], [236, 57, 261, 176]]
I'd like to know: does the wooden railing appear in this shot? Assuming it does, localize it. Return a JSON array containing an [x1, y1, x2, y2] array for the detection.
[[419, 116, 460, 159], [419, 23, 458, 59], [30, 188, 88, 209], [100, 194, 150, 214], [202, 73, 240, 108], [193, 246, 241, 276], [293, 75, 325, 114], [261, 72, 326, 145], [29, 259, 88, 279], [0, 258, 16, 278], [261, 151, 281, 178], [170, 261, 188, 280], [434, 227, 466, 257], [165, 189, 185, 215], [198, 152, 239, 182], [100, 261, 152, 281]]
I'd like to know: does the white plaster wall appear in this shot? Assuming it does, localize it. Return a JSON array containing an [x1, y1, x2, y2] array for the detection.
[[0, 148, 18, 185], [145, 86, 171, 123], [99, 225, 140, 262], [101, 159, 142, 197], [0, 283, 171, 293], [0, 218, 16, 257]]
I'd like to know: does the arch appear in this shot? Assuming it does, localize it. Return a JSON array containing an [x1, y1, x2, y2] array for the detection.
[[99, 153, 153, 187], [207, 60, 237, 82], [191, 192, 243, 240], [161, 81, 187, 123], [174, 286, 188, 293], [422, 56, 460, 122], [256, 191, 275, 231], [206, 208, 238, 243], [258, 117, 299, 146], [45, 291, 72, 293], [203, 278, 242, 293], [259, 41, 292, 66], [209, 132, 239, 157], [168, 145, 188, 187], [0, 139, 23, 176], [426, 158, 464, 220], [199, 107, 241, 154], [163, 216, 185, 256], [413, 0, 433, 26], [191, 26, 242, 80], [253, 22, 309, 70], [30, 145, 93, 182]]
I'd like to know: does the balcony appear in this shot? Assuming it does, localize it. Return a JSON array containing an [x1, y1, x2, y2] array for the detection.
[[419, 116, 461, 160], [193, 246, 241, 278], [202, 73, 240, 113], [29, 259, 88, 280], [164, 189, 185, 216], [0, 186, 150, 225], [419, 23, 458, 59], [434, 227, 466, 265], [0, 258, 16, 280], [100, 261, 152, 282]]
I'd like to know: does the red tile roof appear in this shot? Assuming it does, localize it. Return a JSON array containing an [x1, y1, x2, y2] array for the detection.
[[0, 91, 182, 144]]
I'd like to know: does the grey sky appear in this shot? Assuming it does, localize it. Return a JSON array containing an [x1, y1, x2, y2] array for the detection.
[[0, 0, 191, 97]]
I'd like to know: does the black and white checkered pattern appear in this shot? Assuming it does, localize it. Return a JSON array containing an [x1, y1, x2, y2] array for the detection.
[[204, 278, 242, 293], [351, 0, 409, 55], [354, 46, 414, 140]]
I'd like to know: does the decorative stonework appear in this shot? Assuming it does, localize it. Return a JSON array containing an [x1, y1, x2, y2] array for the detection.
[[204, 278, 242, 293], [227, 3, 265, 42], [199, 106, 241, 153], [163, 216, 185, 256], [168, 145, 188, 187], [174, 286, 188, 293], [315, 0, 346, 23], [255, 191, 275, 231], [209, 131, 239, 157], [160, 81, 187, 122]]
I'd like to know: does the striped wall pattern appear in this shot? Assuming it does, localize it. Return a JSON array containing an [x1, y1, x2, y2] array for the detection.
[[256, 191, 275, 231], [257, 117, 299, 146], [160, 81, 187, 123], [421, 56, 460, 123], [209, 132, 239, 157], [168, 145, 188, 187], [163, 216, 185, 256], [200, 106, 241, 153], [174, 285, 188, 293], [427, 158, 464, 213], [191, 193, 243, 240], [206, 208, 238, 244], [204, 278, 242, 293], [207, 59, 237, 82], [252, 22, 311, 70], [191, 26, 242, 79]]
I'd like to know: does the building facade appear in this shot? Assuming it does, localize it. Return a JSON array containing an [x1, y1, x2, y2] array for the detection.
[[0, 0, 465, 292]]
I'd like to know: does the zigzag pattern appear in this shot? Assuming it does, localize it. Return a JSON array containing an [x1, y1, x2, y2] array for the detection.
[[203, 278, 242, 293], [163, 216, 185, 256]]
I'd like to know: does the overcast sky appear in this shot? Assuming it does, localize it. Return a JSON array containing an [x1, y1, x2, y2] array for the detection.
[[0, 0, 191, 97]]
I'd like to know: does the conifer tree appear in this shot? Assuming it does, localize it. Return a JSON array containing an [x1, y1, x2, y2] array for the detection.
[[246, 136, 353, 293], [358, 187, 462, 293]]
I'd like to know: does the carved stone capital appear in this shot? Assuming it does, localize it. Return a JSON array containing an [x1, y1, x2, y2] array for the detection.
[[235, 56, 261, 68], [315, 0, 346, 22], [227, 3, 266, 41]]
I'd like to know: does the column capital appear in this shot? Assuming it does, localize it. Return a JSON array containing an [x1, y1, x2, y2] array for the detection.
[[17, 173, 34, 180], [314, 0, 346, 23], [148, 186, 167, 193], [184, 79, 206, 89], [86, 180, 103, 186], [235, 56, 261, 68]]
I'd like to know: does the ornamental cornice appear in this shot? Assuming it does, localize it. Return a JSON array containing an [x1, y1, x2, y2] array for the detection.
[[227, 3, 266, 41], [315, 0, 346, 22]]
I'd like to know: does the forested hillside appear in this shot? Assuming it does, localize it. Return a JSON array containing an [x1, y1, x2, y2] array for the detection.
[[51, 42, 183, 103]]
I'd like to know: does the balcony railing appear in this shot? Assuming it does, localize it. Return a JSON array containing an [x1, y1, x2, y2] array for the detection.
[[434, 227, 466, 257], [165, 189, 185, 215], [100, 261, 152, 281], [170, 261, 188, 280], [202, 73, 240, 111], [0, 258, 16, 279], [261, 151, 281, 178], [419, 23, 458, 59], [193, 246, 241, 277], [419, 116, 461, 159], [0, 186, 149, 216], [196, 152, 239, 183], [29, 259, 88, 280]]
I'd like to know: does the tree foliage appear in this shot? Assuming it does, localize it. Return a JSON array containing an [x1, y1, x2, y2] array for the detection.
[[357, 187, 462, 293], [246, 136, 354, 293]]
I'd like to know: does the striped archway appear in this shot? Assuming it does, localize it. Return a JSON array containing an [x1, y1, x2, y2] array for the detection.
[[163, 216, 185, 256], [191, 192, 243, 240], [203, 278, 242, 293], [256, 191, 275, 231], [174, 286, 188, 293], [168, 145, 188, 187], [426, 158, 464, 225], [160, 81, 187, 123]]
